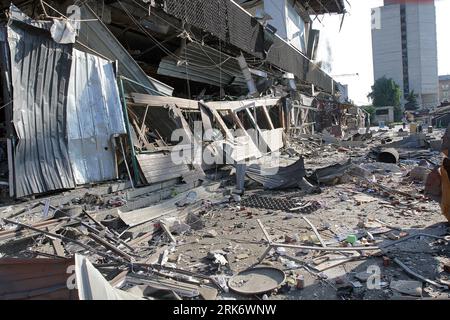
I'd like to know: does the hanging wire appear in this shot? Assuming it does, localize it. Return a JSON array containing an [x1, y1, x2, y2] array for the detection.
[[40, 0, 97, 22], [0, 100, 12, 110], [182, 1, 191, 99], [116, 0, 232, 72]]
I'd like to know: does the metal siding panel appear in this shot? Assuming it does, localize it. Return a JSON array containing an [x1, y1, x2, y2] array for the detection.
[[67, 49, 126, 185], [7, 22, 75, 198]]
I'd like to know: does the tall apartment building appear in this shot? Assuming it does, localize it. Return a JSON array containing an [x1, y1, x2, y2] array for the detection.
[[371, 0, 439, 108]]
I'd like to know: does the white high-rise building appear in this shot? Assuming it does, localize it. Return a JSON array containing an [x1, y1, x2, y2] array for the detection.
[[371, 0, 439, 109]]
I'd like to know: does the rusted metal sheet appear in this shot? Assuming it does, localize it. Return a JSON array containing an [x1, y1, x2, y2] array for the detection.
[[0, 257, 78, 300]]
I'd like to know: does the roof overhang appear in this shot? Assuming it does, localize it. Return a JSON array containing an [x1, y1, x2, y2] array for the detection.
[[303, 0, 346, 15], [238, 0, 346, 15]]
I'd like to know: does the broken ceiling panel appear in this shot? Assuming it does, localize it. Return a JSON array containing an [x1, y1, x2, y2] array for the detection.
[[67, 49, 126, 186]]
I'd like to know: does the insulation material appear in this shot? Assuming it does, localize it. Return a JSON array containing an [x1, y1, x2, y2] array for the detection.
[[6, 20, 76, 197], [67, 49, 126, 185]]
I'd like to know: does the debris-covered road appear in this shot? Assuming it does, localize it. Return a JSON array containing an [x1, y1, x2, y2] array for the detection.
[[1, 126, 449, 300]]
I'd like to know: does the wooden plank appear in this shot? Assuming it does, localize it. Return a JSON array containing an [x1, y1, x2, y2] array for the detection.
[[205, 97, 281, 112], [51, 239, 66, 257], [143, 171, 186, 185], [2, 219, 125, 263], [118, 184, 219, 227], [203, 104, 233, 140], [88, 233, 132, 262], [261, 105, 275, 130], [228, 111, 246, 131], [302, 216, 327, 247], [135, 152, 174, 160], [313, 254, 361, 272], [160, 221, 176, 243], [132, 119, 150, 147], [131, 93, 199, 110], [0, 219, 64, 242], [139, 164, 190, 176], [138, 161, 189, 171], [140, 105, 150, 133], [245, 108, 275, 152], [256, 219, 272, 243], [136, 152, 191, 184], [109, 269, 129, 288]]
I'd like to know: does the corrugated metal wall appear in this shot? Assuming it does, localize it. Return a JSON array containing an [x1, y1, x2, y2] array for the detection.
[[7, 21, 76, 197], [67, 49, 126, 185], [3, 9, 129, 197]]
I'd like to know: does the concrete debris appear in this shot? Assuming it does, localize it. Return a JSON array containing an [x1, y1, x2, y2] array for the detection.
[[205, 229, 219, 238], [207, 250, 228, 266]]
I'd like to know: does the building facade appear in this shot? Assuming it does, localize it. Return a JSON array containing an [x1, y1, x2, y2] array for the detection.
[[439, 75, 450, 103], [371, 0, 439, 109], [374, 106, 395, 125]]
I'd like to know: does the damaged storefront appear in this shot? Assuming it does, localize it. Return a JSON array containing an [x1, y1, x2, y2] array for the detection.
[[0, 0, 359, 200]]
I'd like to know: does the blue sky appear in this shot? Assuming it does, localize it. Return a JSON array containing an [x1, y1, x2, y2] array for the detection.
[[314, 0, 450, 105]]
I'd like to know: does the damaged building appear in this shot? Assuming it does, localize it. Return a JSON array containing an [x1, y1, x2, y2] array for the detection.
[[0, 0, 358, 199], [2, 0, 449, 303]]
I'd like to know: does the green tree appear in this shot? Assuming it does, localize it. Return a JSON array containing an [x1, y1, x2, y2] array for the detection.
[[393, 106, 403, 123], [367, 77, 401, 107], [405, 90, 419, 111]]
